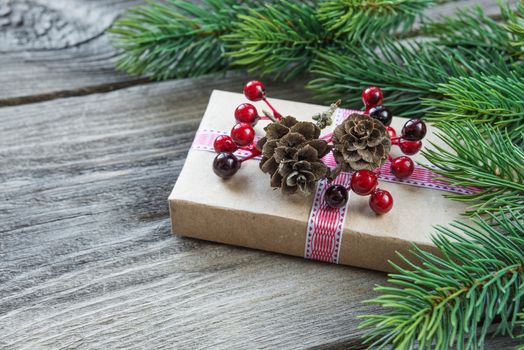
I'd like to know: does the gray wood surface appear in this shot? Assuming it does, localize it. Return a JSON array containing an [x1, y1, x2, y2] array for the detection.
[[0, 1, 520, 349]]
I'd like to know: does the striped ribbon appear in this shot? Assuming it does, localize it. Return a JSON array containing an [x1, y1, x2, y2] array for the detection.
[[192, 109, 477, 263]]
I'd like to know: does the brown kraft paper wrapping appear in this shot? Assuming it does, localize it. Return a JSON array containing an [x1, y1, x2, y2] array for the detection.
[[168, 90, 467, 273]]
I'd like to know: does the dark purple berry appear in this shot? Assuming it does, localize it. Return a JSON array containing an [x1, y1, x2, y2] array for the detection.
[[324, 185, 349, 208], [213, 153, 240, 178], [402, 119, 427, 141], [369, 105, 393, 126]]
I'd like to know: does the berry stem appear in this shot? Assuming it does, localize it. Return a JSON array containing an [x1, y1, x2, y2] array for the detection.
[[262, 98, 282, 120], [390, 137, 400, 145], [239, 143, 261, 162], [262, 110, 278, 123], [240, 152, 260, 162]]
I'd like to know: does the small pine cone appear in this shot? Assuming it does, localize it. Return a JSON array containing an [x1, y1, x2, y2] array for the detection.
[[332, 113, 391, 171], [257, 116, 330, 195]]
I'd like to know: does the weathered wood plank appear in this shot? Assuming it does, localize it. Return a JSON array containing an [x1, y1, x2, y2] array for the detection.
[[0, 0, 512, 106], [0, 76, 520, 349], [0, 0, 143, 106], [0, 76, 383, 349]]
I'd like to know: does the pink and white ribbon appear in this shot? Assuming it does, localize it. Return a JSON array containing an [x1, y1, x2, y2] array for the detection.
[[304, 172, 352, 263], [192, 109, 477, 264]]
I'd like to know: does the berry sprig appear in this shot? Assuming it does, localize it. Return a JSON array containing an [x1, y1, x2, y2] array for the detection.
[[243, 80, 282, 120], [323, 86, 428, 214], [324, 170, 393, 215], [212, 81, 282, 178], [213, 82, 427, 216]]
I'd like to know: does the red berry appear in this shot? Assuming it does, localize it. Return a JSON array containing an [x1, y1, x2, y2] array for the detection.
[[399, 139, 422, 155], [350, 170, 378, 196], [234, 103, 259, 125], [231, 122, 255, 146], [244, 80, 266, 101], [214, 135, 238, 153], [402, 119, 427, 141], [386, 126, 397, 140], [213, 153, 241, 179], [362, 86, 383, 108], [369, 189, 393, 214], [391, 156, 415, 179], [324, 185, 349, 208]]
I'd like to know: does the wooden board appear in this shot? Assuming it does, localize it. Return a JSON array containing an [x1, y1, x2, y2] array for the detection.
[[0, 0, 521, 349]]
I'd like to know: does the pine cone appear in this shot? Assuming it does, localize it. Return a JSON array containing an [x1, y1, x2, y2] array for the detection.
[[257, 116, 330, 195], [332, 113, 391, 171]]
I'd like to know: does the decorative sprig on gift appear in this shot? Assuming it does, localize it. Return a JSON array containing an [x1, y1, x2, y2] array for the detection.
[[312, 99, 340, 129], [213, 81, 430, 215], [360, 211, 524, 350]]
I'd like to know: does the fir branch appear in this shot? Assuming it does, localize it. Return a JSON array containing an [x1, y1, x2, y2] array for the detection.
[[360, 212, 524, 350], [422, 74, 524, 144], [224, 0, 328, 79], [422, 122, 524, 217], [317, 0, 433, 43], [109, 0, 254, 79], [423, 4, 521, 57], [506, 0, 524, 48], [308, 40, 518, 117], [518, 311, 524, 350]]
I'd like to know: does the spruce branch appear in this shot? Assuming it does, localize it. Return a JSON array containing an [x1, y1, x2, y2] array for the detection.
[[317, 0, 433, 43], [423, 4, 521, 57], [422, 122, 524, 217], [422, 74, 524, 144], [360, 212, 524, 350], [308, 40, 517, 117], [518, 311, 524, 349], [506, 0, 524, 48], [224, 0, 328, 79], [109, 0, 254, 79]]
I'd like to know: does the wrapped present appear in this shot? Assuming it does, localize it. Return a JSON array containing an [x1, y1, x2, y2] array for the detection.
[[168, 90, 472, 272]]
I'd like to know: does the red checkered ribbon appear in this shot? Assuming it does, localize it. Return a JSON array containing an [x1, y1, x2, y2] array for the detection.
[[192, 109, 477, 263]]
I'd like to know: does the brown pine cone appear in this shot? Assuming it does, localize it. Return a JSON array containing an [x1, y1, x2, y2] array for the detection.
[[332, 113, 391, 171], [257, 116, 330, 195]]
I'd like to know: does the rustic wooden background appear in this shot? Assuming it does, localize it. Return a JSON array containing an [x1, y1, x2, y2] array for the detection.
[[0, 1, 519, 349]]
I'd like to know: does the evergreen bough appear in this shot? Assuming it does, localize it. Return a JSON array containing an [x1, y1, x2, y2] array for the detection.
[[360, 211, 524, 350]]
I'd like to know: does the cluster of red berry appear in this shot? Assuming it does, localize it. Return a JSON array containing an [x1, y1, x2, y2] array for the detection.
[[212, 81, 281, 178], [324, 86, 427, 214], [324, 170, 392, 214]]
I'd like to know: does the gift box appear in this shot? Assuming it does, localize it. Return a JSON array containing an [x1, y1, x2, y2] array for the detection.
[[168, 90, 470, 272]]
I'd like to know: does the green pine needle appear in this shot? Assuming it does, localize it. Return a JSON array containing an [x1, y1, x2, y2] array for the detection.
[[308, 40, 517, 117], [317, 0, 433, 43], [422, 122, 524, 217], [224, 0, 328, 79], [507, 0, 524, 48], [423, 3, 522, 57], [518, 311, 524, 349], [109, 0, 254, 79], [360, 212, 524, 350], [422, 74, 524, 144]]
